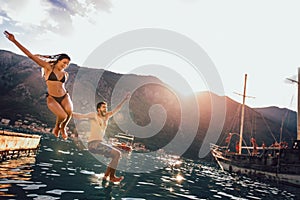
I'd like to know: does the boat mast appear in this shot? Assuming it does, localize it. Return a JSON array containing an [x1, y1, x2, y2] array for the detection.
[[297, 67, 300, 141], [239, 74, 247, 154]]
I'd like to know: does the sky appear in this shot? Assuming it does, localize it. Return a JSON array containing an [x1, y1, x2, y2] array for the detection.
[[0, 0, 299, 111]]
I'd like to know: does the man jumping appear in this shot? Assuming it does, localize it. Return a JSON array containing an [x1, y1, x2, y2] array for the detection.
[[73, 93, 130, 182]]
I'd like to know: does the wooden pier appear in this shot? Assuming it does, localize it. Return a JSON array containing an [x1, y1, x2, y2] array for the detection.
[[0, 130, 41, 161]]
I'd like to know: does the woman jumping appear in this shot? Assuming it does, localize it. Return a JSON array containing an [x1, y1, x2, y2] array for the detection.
[[4, 30, 73, 140]]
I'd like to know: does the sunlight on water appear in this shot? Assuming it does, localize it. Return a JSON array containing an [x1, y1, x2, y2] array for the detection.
[[80, 170, 95, 175], [44, 148, 53, 152], [58, 150, 71, 155], [0, 134, 299, 199], [175, 174, 184, 182], [17, 184, 47, 190], [26, 194, 60, 200], [46, 189, 84, 195], [137, 182, 156, 186]]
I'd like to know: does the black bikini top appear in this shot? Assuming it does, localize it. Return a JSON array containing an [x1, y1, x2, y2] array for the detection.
[[46, 70, 66, 83]]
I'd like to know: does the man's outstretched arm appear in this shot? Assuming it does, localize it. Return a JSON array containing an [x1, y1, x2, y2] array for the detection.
[[73, 112, 96, 119], [109, 93, 131, 117]]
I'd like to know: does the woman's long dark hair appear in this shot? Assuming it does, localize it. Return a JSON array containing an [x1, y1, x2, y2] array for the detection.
[[37, 53, 71, 64]]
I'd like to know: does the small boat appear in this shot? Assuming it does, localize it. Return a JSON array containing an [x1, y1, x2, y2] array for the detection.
[[0, 130, 41, 161], [210, 72, 300, 187], [133, 142, 149, 153], [109, 132, 134, 152]]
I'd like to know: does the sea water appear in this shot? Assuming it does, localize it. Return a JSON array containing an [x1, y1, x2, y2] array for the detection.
[[0, 133, 299, 200]]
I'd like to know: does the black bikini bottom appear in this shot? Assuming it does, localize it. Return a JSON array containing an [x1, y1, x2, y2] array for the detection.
[[46, 93, 68, 104]]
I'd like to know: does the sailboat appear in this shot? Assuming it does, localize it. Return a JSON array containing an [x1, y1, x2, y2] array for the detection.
[[210, 71, 300, 187]]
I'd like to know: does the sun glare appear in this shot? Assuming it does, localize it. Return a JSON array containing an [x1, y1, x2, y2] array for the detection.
[[175, 174, 184, 183]]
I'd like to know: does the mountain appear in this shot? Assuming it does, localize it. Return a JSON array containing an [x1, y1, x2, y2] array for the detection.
[[255, 107, 296, 132], [0, 50, 297, 159]]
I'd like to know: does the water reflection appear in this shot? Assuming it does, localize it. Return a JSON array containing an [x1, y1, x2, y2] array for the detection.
[[0, 134, 299, 200], [87, 147, 299, 200], [0, 156, 36, 198]]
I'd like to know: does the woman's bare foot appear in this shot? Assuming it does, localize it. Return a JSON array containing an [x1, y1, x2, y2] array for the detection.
[[53, 126, 60, 137], [60, 127, 68, 140], [109, 176, 124, 183]]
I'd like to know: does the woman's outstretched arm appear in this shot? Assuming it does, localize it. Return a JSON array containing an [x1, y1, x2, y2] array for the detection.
[[4, 30, 50, 69]]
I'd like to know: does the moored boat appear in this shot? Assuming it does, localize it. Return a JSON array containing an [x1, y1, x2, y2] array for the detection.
[[0, 130, 41, 161], [109, 132, 134, 152], [210, 72, 300, 187]]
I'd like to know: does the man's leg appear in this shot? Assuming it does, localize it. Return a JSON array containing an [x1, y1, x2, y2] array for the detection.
[[103, 167, 111, 181], [109, 168, 124, 182], [89, 141, 124, 182], [107, 148, 123, 182]]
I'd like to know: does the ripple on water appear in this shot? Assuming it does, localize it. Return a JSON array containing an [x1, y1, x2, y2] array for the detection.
[[217, 191, 247, 200], [0, 180, 33, 184], [161, 177, 170, 183], [37, 162, 53, 167], [45, 173, 60, 177], [50, 159, 63, 163], [173, 192, 200, 200], [67, 167, 76, 171], [46, 189, 84, 195], [17, 184, 47, 190], [44, 148, 54, 152], [27, 194, 60, 200], [246, 195, 261, 200], [137, 182, 156, 186], [58, 150, 71, 155], [80, 170, 95, 175], [213, 194, 222, 199], [254, 188, 271, 194]]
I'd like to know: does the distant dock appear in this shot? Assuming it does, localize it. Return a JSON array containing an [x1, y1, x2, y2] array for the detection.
[[0, 130, 41, 161]]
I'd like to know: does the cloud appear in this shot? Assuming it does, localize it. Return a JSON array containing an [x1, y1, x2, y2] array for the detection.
[[0, 0, 112, 35], [87, 0, 113, 13], [0, 11, 9, 25]]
